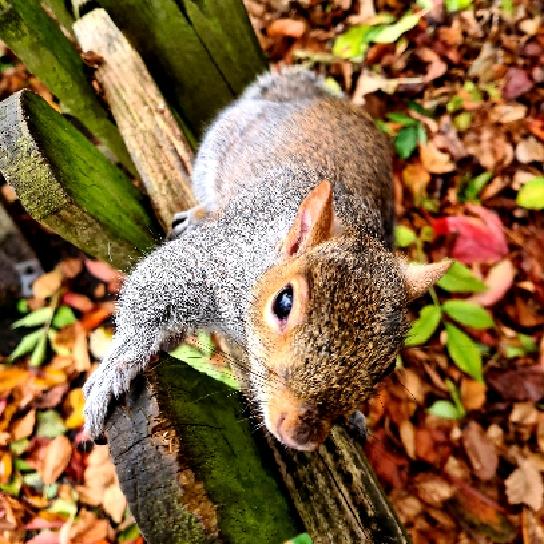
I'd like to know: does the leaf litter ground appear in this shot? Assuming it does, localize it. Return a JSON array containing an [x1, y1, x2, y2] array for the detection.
[[1, 1, 544, 543]]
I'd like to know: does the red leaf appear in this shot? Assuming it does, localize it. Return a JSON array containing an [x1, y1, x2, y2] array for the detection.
[[432, 205, 508, 264], [26, 530, 60, 544], [85, 260, 124, 283]]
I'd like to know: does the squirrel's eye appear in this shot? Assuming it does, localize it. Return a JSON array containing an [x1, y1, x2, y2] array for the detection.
[[272, 284, 294, 321]]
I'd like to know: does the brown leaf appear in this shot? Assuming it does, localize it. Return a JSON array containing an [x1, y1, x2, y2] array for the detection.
[[32, 268, 62, 299], [399, 420, 415, 459], [487, 366, 544, 401], [414, 474, 454, 506], [522, 508, 544, 544], [402, 162, 430, 197], [58, 258, 83, 279], [39, 435, 72, 485], [420, 142, 454, 173], [463, 421, 498, 481], [11, 409, 35, 440], [65, 509, 113, 544], [73, 322, 90, 372], [267, 18, 307, 38], [490, 104, 527, 124], [417, 48, 447, 82], [505, 459, 543, 511], [468, 260, 514, 307], [62, 293, 93, 312], [460, 379, 486, 411], [515, 137, 544, 163]]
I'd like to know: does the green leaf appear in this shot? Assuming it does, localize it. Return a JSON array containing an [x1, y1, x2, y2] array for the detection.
[[12, 307, 53, 328], [453, 111, 473, 132], [0, 473, 22, 496], [428, 400, 462, 419], [36, 410, 66, 438], [16, 299, 29, 314], [463, 171, 493, 202], [44, 483, 58, 499], [386, 112, 417, 126], [394, 124, 420, 159], [119, 524, 141, 542], [442, 300, 494, 329], [446, 379, 466, 417], [8, 329, 43, 361], [22, 472, 43, 489], [375, 119, 391, 134], [52, 306, 77, 329], [48, 498, 77, 518], [518, 333, 537, 353], [395, 225, 417, 247], [170, 343, 239, 390], [517, 177, 544, 210], [370, 13, 421, 44], [405, 305, 442, 346], [29, 331, 48, 367], [323, 77, 342, 96], [445, 0, 472, 13], [445, 323, 483, 382], [446, 95, 463, 113], [196, 331, 214, 357], [407, 100, 434, 117], [288, 534, 313, 544], [332, 25, 371, 59], [10, 439, 30, 455], [420, 225, 434, 242], [437, 261, 486, 293], [14, 459, 33, 472]]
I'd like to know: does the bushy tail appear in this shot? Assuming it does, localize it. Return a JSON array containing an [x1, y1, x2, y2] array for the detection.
[[242, 66, 340, 103]]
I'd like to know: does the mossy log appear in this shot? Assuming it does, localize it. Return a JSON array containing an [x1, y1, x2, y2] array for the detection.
[[74, 8, 196, 231], [0, 0, 133, 170], [96, 0, 267, 138], [0, 91, 158, 270]]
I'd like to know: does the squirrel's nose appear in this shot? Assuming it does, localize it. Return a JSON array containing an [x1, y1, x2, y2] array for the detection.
[[266, 389, 330, 451]]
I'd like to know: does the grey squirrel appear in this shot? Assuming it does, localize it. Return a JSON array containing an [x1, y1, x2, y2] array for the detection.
[[83, 67, 450, 451]]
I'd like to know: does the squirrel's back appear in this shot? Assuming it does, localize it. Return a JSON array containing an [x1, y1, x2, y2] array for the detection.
[[192, 67, 393, 244]]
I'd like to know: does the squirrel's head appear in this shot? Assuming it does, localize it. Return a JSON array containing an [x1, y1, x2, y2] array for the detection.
[[247, 180, 450, 451]]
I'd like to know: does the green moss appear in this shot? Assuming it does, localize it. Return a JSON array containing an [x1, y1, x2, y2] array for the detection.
[[23, 92, 159, 255], [0, 0, 133, 169], [182, 0, 266, 95], [158, 357, 299, 543], [97, 0, 234, 137]]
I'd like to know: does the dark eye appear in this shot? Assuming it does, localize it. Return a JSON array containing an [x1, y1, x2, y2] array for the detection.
[[272, 284, 294, 320]]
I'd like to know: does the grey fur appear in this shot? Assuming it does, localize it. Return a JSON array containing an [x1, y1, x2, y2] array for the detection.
[[83, 67, 402, 439]]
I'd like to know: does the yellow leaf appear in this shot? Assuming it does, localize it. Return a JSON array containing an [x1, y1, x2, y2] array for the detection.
[[65, 389, 85, 430], [0, 452, 12, 484], [38, 435, 72, 485], [420, 141, 454, 173], [32, 268, 62, 299]]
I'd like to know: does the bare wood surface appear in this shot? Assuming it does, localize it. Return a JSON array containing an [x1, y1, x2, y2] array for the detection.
[[74, 9, 196, 230]]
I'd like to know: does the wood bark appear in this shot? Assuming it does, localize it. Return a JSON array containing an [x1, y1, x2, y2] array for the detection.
[[96, 0, 267, 138], [0, 0, 133, 170], [74, 9, 196, 230], [0, 91, 158, 270]]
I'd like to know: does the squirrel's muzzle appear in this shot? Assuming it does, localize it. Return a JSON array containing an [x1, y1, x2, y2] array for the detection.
[[264, 387, 330, 451]]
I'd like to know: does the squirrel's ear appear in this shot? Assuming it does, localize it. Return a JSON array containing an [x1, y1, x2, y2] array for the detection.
[[401, 260, 452, 300], [281, 180, 333, 257]]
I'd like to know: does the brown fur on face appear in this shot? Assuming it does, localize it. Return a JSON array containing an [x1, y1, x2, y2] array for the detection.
[[248, 233, 409, 450]]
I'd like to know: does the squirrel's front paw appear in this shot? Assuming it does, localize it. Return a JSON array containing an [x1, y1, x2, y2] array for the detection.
[[83, 365, 117, 441]]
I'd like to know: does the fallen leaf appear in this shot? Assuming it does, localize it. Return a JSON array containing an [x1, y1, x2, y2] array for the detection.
[[58, 258, 83, 279], [73, 322, 90, 372], [463, 421, 498, 480], [503, 67, 533, 100], [84, 260, 124, 284], [413, 473, 454, 506], [420, 141, 454, 173], [460, 379, 486, 411], [11, 409, 35, 440], [490, 104, 527, 123], [33, 268, 62, 299], [102, 485, 127, 523], [505, 459, 543, 511], [65, 389, 85, 430], [66, 509, 114, 544], [516, 137, 544, 163], [62, 293, 93, 312], [417, 48, 447, 82], [522, 508, 544, 544], [468, 260, 514, 307], [0, 367, 30, 393], [432, 204, 508, 264], [26, 530, 60, 544], [80, 302, 115, 331], [399, 420, 415, 458], [267, 18, 307, 38], [487, 366, 544, 401], [39, 435, 72, 485], [402, 162, 431, 197]]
